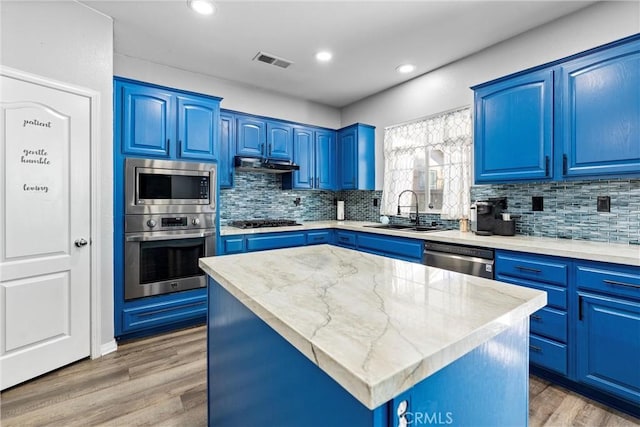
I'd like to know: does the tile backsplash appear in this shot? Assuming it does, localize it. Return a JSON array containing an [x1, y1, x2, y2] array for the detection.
[[219, 172, 334, 225], [471, 178, 640, 244], [221, 173, 639, 245]]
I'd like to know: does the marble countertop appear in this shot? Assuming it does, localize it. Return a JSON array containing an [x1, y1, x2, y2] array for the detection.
[[200, 245, 546, 409], [220, 221, 640, 266]]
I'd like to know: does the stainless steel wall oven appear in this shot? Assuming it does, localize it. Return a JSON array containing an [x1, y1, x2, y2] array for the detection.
[[124, 159, 217, 300]]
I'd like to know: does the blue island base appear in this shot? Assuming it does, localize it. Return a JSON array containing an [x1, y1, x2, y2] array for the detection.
[[208, 278, 530, 427]]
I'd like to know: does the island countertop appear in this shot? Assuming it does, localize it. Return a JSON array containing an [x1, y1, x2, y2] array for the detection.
[[200, 245, 546, 410]]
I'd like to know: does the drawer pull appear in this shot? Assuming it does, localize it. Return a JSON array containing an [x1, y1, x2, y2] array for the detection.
[[516, 265, 542, 273], [530, 314, 542, 321], [339, 236, 348, 241], [529, 345, 542, 353], [603, 279, 640, 290]]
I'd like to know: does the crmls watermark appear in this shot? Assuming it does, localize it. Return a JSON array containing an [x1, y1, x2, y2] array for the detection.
[[403, 411, 454, 425]]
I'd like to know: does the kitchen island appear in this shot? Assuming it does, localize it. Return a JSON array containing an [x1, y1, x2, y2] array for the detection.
[[200, 245, 546, 426]]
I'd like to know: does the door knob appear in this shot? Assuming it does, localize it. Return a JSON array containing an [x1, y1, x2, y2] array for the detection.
[[74, 238, 88, 248]]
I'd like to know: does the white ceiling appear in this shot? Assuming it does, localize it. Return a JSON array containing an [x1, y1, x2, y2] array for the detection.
[[83, 0, 596, 108]]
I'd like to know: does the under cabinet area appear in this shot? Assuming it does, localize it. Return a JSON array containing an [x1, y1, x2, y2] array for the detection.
[[472, 35, 640, 183]]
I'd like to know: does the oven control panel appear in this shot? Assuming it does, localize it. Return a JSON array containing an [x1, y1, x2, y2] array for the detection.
[[126, 213, 215, 233]]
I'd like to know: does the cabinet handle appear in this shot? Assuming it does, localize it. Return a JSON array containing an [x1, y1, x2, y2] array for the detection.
[[268, 143, 272, 156], [530, 314, 542, 321], [316, 177, 319, 188], [178, 139, 182, 154], [603, 279, 640, 290], [313, 237, 323, 241], [515, 265, 541, 273], [578, 295, 583, 321], [260, 143, 264, 155], [544, 156, 550, 177], [562, 154, 568, 175], [339, 236, 348, 242], [529, 345, 542, 353]]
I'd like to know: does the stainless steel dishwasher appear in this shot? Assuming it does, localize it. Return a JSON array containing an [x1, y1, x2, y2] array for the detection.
[[423, 241, 495, 279]]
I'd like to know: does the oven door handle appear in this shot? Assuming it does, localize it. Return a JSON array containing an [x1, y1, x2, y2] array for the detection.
[[126, 231, 216, 242]]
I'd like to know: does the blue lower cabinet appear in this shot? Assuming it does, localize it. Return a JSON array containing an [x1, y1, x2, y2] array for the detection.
[[357, 233, 423, 263], [529, 307, 568, 342], [307, 230, 331, 245], [220, 236, 245, 255], [246, 232, 307, 252], [335, 231, 357, 248], [121, 292, 207, 335], [577, 292, 640, 404], [529, 334, 568, 376]]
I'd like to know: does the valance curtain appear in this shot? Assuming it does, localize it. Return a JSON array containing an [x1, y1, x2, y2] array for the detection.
[[381, 107, 472, 220]]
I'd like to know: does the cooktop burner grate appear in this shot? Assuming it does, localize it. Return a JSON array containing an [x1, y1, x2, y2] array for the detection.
[[228, 219, 302, 229]]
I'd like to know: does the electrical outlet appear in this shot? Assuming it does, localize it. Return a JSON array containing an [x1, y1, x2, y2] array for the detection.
[[373, 198, 378, 207], [532, 196, 544, 211], [597, 196, 610, 213]]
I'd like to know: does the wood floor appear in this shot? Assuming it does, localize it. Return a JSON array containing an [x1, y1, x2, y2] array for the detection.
[[1, 325, 638, 426]]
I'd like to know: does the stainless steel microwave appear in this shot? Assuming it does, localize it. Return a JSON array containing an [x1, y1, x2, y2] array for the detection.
[[125, 158, 217, 215]]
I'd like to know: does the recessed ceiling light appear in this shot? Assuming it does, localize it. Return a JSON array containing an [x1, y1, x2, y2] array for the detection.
[[315, 51, 333, 62], [396, 64, 416, 74], [188, 0, 215, 15]]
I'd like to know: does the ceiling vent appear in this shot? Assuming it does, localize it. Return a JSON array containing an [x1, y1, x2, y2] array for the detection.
[[252, 52, 293, 69]]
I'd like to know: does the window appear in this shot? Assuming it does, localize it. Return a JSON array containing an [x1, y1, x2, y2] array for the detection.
[[381, 107, 472, 220]]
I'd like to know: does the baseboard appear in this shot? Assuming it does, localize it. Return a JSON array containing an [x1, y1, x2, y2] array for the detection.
[[98, 339, 118, 357]]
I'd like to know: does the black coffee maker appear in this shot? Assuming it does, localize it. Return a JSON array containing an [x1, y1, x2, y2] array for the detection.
[[470, 197, 515, 236]]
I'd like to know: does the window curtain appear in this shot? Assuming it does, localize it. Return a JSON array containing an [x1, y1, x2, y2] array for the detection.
[[381, 107, 472, 220]]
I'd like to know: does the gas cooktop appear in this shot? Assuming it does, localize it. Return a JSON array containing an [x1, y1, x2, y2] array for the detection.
[[228, 219, 302, 229]]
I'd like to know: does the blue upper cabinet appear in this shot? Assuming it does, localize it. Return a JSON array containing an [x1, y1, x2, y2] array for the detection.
[[473, 69, 554, 183], [236, 115, 266, 157], [115, 77, 221, 161], [289, 126, 314, 189], [219, 112, 235, 188], [266, 121, 293, 160], [177, 95, 219, 161], [316, 130, 336, 190], [472, 35, 640, 183], [337, 124, 375, 190], [557, 39, 640, 178], [118, 80, 173, 157], [283, 127, 336, 190]]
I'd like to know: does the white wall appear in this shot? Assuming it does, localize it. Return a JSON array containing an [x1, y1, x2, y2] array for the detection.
[[115, 54, 341, 129], [1, 1, 115, 350], [340, 1, 640, 189]]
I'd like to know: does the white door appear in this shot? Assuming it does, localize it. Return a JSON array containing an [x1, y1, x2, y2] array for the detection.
[[0, 71, 91, 390]]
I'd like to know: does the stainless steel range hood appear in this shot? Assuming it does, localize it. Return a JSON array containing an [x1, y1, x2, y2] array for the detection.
[[234, 156, 299, 173]]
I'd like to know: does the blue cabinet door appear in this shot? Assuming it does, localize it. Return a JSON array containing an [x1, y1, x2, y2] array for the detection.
[[219, 112, 235, 188], [316, 130, 336, 190], [177, 95, 219, 161], [236, 116, 266, 157], [266, 121, 293, 160], [577, 292, 640, 404], [474, 69, 554, 183], [119, 82, 173, 157], [338, 127, 357, 189], [557, 40, 640, 178], [292, 127, 314, 189]]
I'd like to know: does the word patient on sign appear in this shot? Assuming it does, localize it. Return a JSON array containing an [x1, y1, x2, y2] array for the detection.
[[23, 118, 52, 128]]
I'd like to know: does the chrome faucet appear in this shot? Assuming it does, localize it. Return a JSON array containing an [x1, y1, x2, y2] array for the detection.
[[397, 190, 420, 226]]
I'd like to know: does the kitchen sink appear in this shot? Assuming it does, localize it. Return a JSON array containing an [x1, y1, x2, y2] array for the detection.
[[363, 224, 445, 233]]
